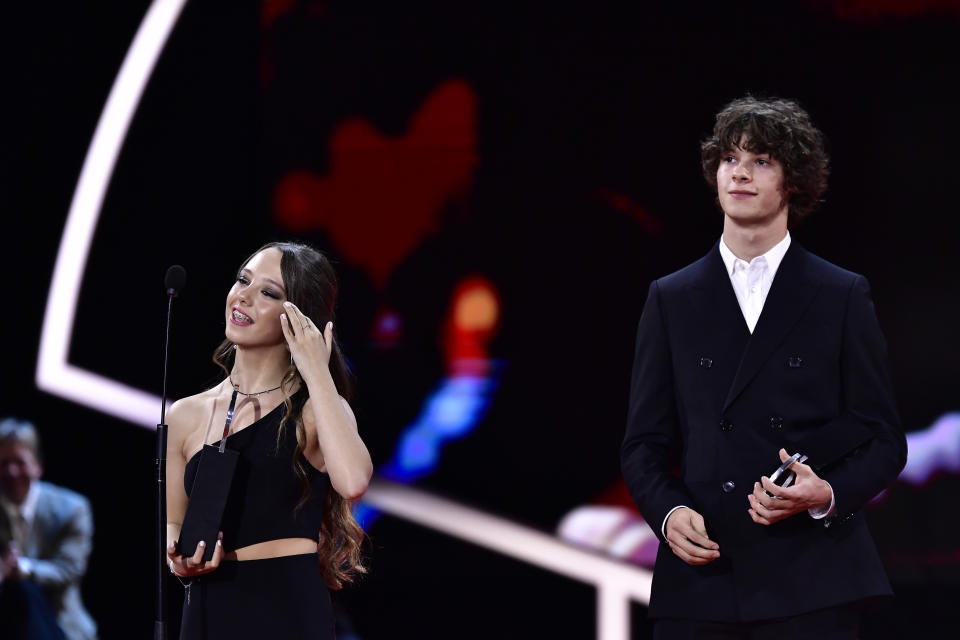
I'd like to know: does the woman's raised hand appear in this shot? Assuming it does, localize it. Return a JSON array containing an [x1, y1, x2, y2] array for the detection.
[[167, 533, 224, 578], [280, 301, 334, 382]]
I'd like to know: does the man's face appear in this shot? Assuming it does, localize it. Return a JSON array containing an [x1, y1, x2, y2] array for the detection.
[[716, 139, 788, 226], [0, 442, 42, 505]]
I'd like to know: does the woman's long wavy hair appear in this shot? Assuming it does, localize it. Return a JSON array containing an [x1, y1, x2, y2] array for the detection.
[[213, 241, 365, 589]]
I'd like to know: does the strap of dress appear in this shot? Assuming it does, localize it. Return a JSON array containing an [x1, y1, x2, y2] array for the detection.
[[218, 388, 240, 453]]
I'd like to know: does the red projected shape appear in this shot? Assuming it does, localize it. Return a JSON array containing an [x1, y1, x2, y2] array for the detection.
[[444, 277, 500, 375], [274, 79, 478, 286], [804, 0, 960, 19], [597, 188, 663, 237]]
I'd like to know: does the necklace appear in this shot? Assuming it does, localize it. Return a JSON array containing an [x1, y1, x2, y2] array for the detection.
[[228, 373, 282, 397], [220, 374, 283, 450]]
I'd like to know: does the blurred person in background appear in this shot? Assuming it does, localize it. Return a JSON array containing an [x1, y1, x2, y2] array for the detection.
[[0, 417, 96, 640]]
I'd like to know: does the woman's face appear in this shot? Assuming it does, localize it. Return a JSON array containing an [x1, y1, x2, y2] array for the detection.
[[224, 248, 288, 348]]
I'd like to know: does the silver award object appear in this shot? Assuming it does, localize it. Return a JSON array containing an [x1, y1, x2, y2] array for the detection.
[[765, 452, 808, 497]]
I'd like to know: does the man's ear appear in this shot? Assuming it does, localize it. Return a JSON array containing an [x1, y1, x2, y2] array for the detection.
[[778, 186, 792, 216]]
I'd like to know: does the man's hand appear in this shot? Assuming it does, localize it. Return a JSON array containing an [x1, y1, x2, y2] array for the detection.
[[1, 547, 21, 580], [664, 507, 720, 566], [748, 448, 832, 525]]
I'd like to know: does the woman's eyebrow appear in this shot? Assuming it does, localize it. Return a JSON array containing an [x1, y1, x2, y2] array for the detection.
[[239, 268, 286, 293], [263, 278, 286, 293]]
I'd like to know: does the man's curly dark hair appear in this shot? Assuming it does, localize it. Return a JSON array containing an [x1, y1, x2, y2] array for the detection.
[[701, 95, 830, 225]]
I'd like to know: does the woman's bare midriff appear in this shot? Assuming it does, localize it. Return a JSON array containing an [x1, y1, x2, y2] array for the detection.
[[223, 537, 318, 561]]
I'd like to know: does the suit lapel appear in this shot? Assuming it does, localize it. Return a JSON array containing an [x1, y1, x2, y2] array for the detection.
[[25, 483, 51, 557], [686, 245, 752, 402], [722, 242, 821, 413], [688, 243, 751, 340]]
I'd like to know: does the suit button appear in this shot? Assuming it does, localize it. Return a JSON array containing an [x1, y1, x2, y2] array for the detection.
[[699, 357, 713, 369], [722, 481, 736, 493], [719, 418, 733, 432], [770, 416, 783, 430]]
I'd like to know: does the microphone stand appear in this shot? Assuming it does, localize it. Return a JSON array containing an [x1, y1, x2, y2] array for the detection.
[[156, 273, 181, 640]]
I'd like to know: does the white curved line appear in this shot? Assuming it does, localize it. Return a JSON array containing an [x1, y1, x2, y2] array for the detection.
[[34, 10, 651, 636], [35, 0, 187, 429], [363, 480, 652, 640]]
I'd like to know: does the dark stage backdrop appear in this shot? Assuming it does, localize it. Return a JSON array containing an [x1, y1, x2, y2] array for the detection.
[[4, 1, 959, 638]]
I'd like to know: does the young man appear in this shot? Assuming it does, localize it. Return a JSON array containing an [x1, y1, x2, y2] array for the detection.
[[0, 417, 97, 640], [621, 96, 906, 638]]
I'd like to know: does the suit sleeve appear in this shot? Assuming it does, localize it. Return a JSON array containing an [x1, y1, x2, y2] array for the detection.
[[621, 281, 696, 540], [26, 495, 93, 589], [816, 275, 907, 518]]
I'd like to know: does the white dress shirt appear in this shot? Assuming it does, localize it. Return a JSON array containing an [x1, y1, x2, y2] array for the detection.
[[1, 482, 40, 576], [661, 232, 834, 541], [718, 232, 792, 334]]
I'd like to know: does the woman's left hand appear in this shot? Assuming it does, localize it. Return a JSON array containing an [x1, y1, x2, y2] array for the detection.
[[281, 301, 334, 382]]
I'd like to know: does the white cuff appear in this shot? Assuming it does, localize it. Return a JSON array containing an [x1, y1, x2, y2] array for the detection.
[[17, 556, 33, 578], [661, 505, 688, 540], [808, 481, 836, 520]]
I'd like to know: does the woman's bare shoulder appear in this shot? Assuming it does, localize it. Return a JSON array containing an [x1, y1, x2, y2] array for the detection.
[[167, 386, 221, 434]]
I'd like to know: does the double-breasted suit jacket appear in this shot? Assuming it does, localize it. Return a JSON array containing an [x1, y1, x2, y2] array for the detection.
[[621, 241, 906, 622]]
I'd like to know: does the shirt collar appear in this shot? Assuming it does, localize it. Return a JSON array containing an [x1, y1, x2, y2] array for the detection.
[[1, 481, 39, 524], [719, 231, 792, 276]]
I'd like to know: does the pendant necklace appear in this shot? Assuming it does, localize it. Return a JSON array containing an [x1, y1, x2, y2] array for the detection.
[[219, 374, 282, 452]]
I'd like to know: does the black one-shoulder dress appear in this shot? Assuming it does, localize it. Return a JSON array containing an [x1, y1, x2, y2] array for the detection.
[[180, 390, 334, 640]]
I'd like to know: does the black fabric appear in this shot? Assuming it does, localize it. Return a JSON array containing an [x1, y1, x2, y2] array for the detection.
[[178, 445, 239, 562], [184, 389, 329, 552], [0, 579, 68, 640], [179, 553, 334, 640], [622, 241, 906, 621], [653, 603, 862, 639]]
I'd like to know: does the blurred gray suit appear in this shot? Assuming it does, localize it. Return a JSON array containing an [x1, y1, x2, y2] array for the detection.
[[18, 481, 97, 640]]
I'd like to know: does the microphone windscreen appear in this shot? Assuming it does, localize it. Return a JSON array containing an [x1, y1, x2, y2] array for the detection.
[[165, 265, 187, 294]]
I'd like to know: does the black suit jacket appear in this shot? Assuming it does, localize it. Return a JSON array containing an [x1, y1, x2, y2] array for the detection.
[[621, 241, 906, 622]]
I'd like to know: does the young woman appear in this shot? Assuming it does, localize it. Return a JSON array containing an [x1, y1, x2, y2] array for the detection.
[[165, 242, 371, 639]]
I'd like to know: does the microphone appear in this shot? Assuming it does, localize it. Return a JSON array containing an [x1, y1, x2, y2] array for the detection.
[[165, 265, 186, 297], [157, 263, 185, 640]]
